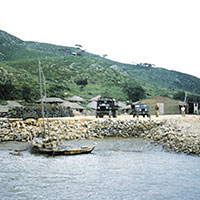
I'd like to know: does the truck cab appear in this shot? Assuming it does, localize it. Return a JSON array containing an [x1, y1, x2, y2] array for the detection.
[[96, 98, 118, 118], [131, 103, 150, 118]]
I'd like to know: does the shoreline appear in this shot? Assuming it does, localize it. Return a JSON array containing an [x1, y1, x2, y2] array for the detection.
[[0, 114, 200, 156]]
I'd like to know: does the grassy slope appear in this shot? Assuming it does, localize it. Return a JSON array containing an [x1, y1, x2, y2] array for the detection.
[[1, 29, 200, 103], [1, 56, 132, 101], [122, 65, 200, 94]]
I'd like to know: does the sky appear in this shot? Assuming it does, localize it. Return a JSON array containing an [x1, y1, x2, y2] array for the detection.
[[1, 0, 200, 78]]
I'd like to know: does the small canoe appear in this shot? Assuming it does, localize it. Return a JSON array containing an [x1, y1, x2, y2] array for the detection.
[[31, 144, 96, 156]]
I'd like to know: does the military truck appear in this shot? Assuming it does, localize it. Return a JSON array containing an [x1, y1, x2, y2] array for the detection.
[[131, 103, 150, 118], [96, 97, 118, 118]]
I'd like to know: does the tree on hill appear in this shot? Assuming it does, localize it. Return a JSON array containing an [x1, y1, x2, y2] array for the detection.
[[0, 81, 15, 100], [173, 91, 185, 101], [21, 85, 31, 102], [123, 81, 145, 101]]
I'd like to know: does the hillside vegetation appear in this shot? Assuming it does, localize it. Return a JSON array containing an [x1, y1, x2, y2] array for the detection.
[[1, 56, 137, 101], [0, 29, 200, 105]]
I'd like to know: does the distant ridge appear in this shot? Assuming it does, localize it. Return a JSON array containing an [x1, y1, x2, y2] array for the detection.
[[0, 29, 200, 103]]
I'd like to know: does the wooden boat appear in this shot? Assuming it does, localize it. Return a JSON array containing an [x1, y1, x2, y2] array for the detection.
[[31, 144, 96, 156], [29, 61, 96, 156]]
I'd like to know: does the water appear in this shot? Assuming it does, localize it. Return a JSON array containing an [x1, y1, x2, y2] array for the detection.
[[0, 138, 200, 200]]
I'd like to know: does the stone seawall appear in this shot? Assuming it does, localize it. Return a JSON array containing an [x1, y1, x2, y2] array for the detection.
[[0, 118, 200, 156]]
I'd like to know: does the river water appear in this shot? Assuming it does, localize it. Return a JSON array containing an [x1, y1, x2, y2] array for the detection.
[[0, 138, 200, 200]]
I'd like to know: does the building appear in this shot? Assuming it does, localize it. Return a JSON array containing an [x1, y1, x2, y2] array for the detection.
[[87, 101, 97, 110], [188, 102, 199, 114], [88, 95, 101, 102], [60, 101, 84, 113], [122, 96, 181, 115], [143, 96, 181, 115], [36, 97, 64, 105], [66, 96, 85, 103], [0, 105, 9, 117]]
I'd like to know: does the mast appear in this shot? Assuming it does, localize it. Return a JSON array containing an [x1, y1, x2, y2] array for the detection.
[[39, 59, 46, 135], [184, 92, 187, 103]]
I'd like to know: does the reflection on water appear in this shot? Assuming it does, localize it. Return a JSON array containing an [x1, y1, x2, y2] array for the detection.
[[0, 138, 200, 200]]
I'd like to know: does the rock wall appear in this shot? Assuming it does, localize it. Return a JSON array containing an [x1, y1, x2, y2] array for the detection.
[[0, 106, 74, 119], [0, 119, 200, 156]]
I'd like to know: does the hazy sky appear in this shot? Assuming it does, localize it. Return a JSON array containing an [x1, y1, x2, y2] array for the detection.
[[1, 0, 200, 78]]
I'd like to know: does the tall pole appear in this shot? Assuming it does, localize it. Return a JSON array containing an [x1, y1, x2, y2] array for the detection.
[[39, 59, 46, 135], [184, 92, 187, 103]]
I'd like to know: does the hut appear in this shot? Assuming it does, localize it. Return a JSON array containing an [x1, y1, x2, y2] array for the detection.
[[7, 101, 23, 108], [36, 97, 64, 105], [66, 96, 85, 103], [118, 101, 127, 109], [0, 101, 23, 118], [88, 95, 101, 102], [87, 101, 97, 110], [0, 105, 9, 117], [121, 105, 131, 114], [60, 101, 84, 113]]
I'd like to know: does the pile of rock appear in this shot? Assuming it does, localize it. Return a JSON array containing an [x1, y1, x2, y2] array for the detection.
[[142, 120, 200, 155], [0, 119, 200, 156]]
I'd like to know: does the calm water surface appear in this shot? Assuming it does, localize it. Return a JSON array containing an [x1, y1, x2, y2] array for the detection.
[[0, 138, 200, 200]]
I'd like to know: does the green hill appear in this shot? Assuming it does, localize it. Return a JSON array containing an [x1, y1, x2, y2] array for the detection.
[[0, 29, 200, 104], [1, 56, 135, 101], [116, 63, 200, 94]]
